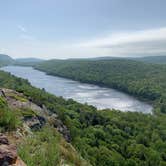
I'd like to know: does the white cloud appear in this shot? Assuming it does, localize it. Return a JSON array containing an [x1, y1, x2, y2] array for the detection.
[[3, 27, 166, 59], [17, 25, 27, 33], [75, 27, 166, 57], [77, 28, 166, 47]]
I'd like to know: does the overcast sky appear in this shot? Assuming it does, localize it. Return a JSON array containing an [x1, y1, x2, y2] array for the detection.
[[0, 0, 166, 59]]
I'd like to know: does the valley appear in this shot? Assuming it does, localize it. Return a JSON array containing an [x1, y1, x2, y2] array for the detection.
[[1, 66, 152, 113], [0, 54, 166, 165]]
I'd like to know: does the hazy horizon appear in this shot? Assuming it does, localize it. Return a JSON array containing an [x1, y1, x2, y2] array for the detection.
[[1, 0, 166, 59], [1, 53, 166, 61]]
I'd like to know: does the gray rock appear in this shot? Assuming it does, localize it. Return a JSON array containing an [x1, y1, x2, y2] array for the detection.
[[24, 116, 46, 131]]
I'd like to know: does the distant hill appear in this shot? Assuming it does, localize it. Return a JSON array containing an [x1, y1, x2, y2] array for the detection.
[[15, 58, 44, 62], [67, 56, 122, 61], [71, 56, 166, 64], [14, 58, 44, 66], [0, 54, 14, 66], [0, 55, 45, 67], [134, 56, 166, 64]]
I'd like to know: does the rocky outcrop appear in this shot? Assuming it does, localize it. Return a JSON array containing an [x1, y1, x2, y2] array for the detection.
[[24, 115, 46, 131], [49, 114, 71, 142], [0, 134, 26, 166], [0, 89, 43, 112], [0, 88, 71, 142]]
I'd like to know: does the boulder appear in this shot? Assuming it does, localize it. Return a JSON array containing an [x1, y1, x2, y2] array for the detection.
[[0, 144, 17, 165], [0, 134, 27, 166]]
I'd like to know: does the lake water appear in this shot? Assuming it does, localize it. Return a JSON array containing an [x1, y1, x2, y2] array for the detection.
[[1, 66, 153, 113]]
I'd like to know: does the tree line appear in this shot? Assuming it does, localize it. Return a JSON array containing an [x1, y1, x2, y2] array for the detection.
[[35, 59, 166, 113], [0, 68, 166, 165]]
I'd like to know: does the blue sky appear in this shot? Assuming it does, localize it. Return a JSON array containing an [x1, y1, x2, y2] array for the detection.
[[0, 0, 166, 59]]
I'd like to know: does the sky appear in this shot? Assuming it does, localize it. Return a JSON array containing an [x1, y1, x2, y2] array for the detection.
[[0, 0, 166, 59]]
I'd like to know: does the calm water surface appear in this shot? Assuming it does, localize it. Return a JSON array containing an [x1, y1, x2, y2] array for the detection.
[[1, 66, 153, 113]]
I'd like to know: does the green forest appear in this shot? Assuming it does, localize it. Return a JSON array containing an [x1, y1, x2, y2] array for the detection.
[[0, 61, 166, 165], [35, 59, 166, 113]]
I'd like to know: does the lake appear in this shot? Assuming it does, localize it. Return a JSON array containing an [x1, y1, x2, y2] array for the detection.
[[1, 66, 153, 113]]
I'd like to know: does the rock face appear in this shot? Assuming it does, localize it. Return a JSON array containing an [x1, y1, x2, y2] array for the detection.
[[0, 88, 43, 112], [24, 115, 46, 131], [0, 88, 71, 142], [0, 134, 26, 166], [53, 119, 71, 142]]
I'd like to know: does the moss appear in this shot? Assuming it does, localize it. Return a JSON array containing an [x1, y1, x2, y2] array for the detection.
[[14, 95, 28, 102], [21, 108, 38, 118], [6, 92, 28, 102]]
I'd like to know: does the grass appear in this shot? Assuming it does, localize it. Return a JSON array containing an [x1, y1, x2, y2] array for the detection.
[[0, 97, 21, 131], [18, 126, 90, 166], [18, 126, 61, 166]]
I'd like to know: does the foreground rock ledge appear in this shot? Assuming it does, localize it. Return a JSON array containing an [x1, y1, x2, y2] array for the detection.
[[0, 134, 26, 166]]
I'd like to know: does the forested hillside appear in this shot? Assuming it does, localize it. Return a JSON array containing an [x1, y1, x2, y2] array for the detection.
[[0, 54, 14, 66], [35, 59, 166, 113], [0, 69, 166, 165], [14, 58, 44, 66], [0, 54, 43, 67]]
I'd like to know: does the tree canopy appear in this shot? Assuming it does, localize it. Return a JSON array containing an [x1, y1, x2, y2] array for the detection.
[[0, 68, 166, 165]]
